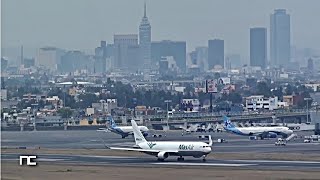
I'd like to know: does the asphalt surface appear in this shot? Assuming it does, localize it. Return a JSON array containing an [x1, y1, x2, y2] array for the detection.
[[2, 130, 320, 170], [1, 130, 319, 153], [2, 153, 320, 170]]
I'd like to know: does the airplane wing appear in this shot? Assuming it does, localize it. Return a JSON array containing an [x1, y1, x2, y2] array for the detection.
[[255, 131, 278, 138], [97, 128, 109, 132], [109, 147, 178, 153]]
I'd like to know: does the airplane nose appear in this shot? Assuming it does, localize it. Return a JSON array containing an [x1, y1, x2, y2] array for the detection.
[[205, 147, 212, 153]]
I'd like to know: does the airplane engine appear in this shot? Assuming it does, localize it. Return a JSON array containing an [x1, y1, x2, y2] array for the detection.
[[193, 155, 202, 158], [142, 132, 148, 137], [157, 151, 169, 160], [268, 133, 277, 138]]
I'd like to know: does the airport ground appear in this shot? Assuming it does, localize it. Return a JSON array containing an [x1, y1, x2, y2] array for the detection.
[[1, 130, 320, 180]]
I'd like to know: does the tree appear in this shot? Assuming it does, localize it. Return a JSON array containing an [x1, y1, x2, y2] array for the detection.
[[76, 93, 99, 109], [57, 108, 73, 118], [256, 82, 271, 97], [272, 87, 283, 100], [214, 73, 221, 80], [285, 84, 294, 95], [228, 92, 242, 104]]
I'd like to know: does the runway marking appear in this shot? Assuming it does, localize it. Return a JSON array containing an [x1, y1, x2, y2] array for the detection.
[[38, 158, 67, 161], [152, 162, 257, 167], [76, 155, 139, 159], [230, 160, 320, 164], [1, 158, 67, 162]]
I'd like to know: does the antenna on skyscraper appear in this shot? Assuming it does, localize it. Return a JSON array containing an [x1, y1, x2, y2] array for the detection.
[[144, 1, 147, 17], [21, 45, 24, 66]]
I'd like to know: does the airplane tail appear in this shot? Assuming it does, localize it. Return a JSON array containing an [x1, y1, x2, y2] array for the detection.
[[131, 120, 147, 145], [208, 135, 213, 146], [223, 115, 235, 129], [107, 116, 117, 128]]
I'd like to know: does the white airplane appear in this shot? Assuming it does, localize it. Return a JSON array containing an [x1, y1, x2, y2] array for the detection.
[[109, 120, 212, 162], [98, 116, 149, 138], [223, 115, 293, 139]]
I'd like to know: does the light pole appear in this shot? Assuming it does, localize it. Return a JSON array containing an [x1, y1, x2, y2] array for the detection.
[[164, 100, 172, 130], [304, 98, 312, 123]]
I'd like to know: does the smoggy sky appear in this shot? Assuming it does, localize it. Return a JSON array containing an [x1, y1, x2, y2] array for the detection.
[[2, 0, 320, 57]]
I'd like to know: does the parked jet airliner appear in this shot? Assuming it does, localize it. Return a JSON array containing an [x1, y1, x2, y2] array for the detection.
[[109, 120, 212, 161], [99, 116, 149, 138], [223, 115, 293, 139]]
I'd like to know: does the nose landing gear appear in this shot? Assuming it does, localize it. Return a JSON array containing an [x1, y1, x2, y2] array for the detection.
[[202, 155, 207, 162]]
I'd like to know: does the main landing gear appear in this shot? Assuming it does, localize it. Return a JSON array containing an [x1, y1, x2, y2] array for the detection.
[[177, 156, 184, 161]]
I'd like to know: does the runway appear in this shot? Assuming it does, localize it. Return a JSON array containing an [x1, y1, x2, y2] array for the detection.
[[1, 130, 319, 153], [2, 153, 320, 170], [2, 130, 320, 173]]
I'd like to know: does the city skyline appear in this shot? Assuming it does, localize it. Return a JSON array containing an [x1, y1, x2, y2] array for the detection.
[[2, 0, 320, 60]]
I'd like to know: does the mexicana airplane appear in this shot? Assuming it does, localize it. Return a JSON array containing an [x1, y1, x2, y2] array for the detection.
[[101, 116, 149, 138], [223, 115, 293, 139], [109, 120, 212, 161]]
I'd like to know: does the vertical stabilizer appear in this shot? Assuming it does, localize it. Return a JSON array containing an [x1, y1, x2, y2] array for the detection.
[[131, 120, 147, 145], [223, 115, 235, 129], [107, 116, 117, 128]]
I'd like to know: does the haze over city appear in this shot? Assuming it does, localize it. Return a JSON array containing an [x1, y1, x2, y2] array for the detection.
[[1, 1, 320, 179], [2, 0, 320, 59]]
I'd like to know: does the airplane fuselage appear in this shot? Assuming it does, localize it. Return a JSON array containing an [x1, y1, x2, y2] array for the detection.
[[138, 141, 211, 157], [110, 126, 149, 138], [226, 126, 293, 136]]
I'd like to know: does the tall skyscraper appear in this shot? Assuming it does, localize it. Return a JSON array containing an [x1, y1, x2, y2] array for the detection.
[[94, 41, 107, 74], [270, 9, 290, 68], [114, 34, 139, 70], [36, 47, 64, 72], [151, 40, 186, 72], [250, 27, 267, 69], [139, 2, 151, 69], [208, 39, 224, 70], [60, 51, 90, 73], [195, 47, 208, 72]]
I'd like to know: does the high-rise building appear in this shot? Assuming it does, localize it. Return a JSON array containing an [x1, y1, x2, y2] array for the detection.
[[307, 58, 314, 72], [195, 47, 208, 72], [208, 39, 224, 70], [1, 57, 8, 71], [189, 51, 197, 65], [250, 27, 267, 69], [139, 2, 151, 69], [151, 40, 186, 72], [270, 9, 290, 68], [60, 51, 91, 73], [23, 58, 35, 68], [94, 41, 107, 73], [226, 54, 242, 68], [36, 47, 64, 72], [114, 34, 139, 70]]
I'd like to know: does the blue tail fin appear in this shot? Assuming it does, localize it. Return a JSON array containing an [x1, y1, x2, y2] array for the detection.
[[223, 115, 235, 129], [107, 116, 117, 128]]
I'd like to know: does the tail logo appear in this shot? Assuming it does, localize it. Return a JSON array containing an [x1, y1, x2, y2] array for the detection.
[[147, 142, 156, 149]]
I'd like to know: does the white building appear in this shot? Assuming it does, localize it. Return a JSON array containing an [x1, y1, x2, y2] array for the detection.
[[181, 99, 200, 112], [245, 95, 288, 111], [92, 99, 118, 114]]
